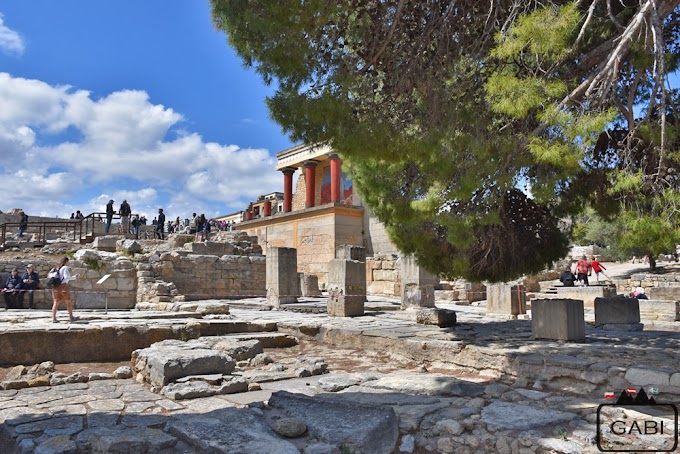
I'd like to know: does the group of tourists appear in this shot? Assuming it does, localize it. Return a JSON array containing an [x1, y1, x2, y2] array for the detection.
[[559, 255, 610, 287], [2, 257, 78, 322]]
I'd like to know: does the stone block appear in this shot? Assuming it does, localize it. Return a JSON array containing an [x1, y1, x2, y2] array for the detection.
[[531, 299, 585, 341], [487, 284, 526, 316], [648, 286, 680, 300], [299, 273, 321, 297], [638, 299, 680, 321], [335, 245, 366, 262], [187, 242, 235, 256], [594, 296, 640, 325], [465, 283, 487, 302], [553, 285, 617, 307], [400, 255, 437, 309], [416, 308, 457, 327], [266, 247, 299, 307], [116, 239, 142, 254], [624, 367, 671, 386], [327, 259, 366, 317], [166, 234, 194, 248], [92, 236, 118, 252]]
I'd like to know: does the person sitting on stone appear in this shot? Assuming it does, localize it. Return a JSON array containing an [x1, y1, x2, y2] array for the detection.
[[559, 267, 576, 287], [632, 287, 648, 299], [18, 264, 40, 309], [3, 268, 22, 309]]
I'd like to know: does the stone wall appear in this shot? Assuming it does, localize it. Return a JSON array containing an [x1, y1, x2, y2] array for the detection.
[[137, 252, 266, 302], [612, 272, 680, 298], [0, 253, 137, 310], [366, 255, 401, 296]]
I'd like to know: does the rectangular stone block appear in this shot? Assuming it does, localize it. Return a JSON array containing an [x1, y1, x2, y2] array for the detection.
[[594, 296, 640, 325], [400, 255, 437, 309], [266, 247, 299, 306], [327, 259, 366, 317], [531, 299, 585, 341], [553, 285, 617, 307], [487, 284, 526, 316], [638, 299, 680, 321], [335, 245, 366, 262], [416, 308, 457, 327], [298, 273, 321, 297], [647, 287, 680, 300]]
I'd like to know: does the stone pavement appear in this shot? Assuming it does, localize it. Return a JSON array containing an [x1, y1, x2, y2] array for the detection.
[[0, 295, 678, 452]]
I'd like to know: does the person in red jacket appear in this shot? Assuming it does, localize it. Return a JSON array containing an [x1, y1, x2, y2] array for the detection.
[[589, 256, 610, 284]]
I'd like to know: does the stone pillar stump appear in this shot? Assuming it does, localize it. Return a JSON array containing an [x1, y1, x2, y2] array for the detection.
[[400, 255, 437, 309], [487, 284, 526, 318], [266, 247, 299, 307], [532, 299, 585, 341], [327, 259, 366, 317]]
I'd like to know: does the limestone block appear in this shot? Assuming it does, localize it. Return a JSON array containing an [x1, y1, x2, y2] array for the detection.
[[594, 296, 640, 325], [266, 247, 299, 306], [416, 308, 457, 327], [187, 242, 235, 256], [638, 299, 680, 321], [92, 236, 118, 252], [553, 285, 617, 307], [327, 259, 366, 317], [166, 234, 194, 248], [648, 286, 680, 300], [299, 273, 321, 297], [487, 284, 526, 316], [382, 260, 397, 270], [531, 299, 585, 341], [624, 367, 671, 386], [373, 270, 395, 281], [400, 255, 437, 309], [335, 245, 366, 262], [116, 239, 142, 254]]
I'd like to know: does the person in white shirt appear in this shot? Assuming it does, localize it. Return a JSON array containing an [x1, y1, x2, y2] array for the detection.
[[51, 257, 79, 323]]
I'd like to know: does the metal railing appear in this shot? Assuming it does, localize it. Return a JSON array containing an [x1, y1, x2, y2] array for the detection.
[[0, 212, 152, 250]]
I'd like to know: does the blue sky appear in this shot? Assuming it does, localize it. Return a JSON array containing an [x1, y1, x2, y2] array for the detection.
[[0, 1, 293, 220]]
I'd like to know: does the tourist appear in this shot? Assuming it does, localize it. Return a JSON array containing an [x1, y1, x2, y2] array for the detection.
[[155, 208, 166, 240], [3, 268, 22, 309], [18, 211, 28, 239], [589, 256, 610, 284], [105, 199, 115, 234], [203, 217, 212, 241], [191, 212, 199, 236], [632, 286, 648, 299], [18, 264, 39, 309], [131, 214, 140, 236], [75, 210, 84, 219], [559, 267, 576, 287], [70, 213, 75, 219], [574, 255, 591, 286], [50, 257, 78, 323], [119, 199, 132, 234]]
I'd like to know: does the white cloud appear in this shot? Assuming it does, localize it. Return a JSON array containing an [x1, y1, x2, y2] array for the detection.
[[0, 14, 25, 57], [0, 73, 282, 218]]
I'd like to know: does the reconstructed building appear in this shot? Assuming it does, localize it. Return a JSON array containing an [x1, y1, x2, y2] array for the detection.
[[235, 144, 399, 289]]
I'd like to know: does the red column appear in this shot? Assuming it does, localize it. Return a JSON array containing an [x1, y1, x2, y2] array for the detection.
[[330, 153, 342, 203], [282, 168, 295, 213], [245, 211, 254, 221], [263, 200, 272, 216], [304, 161, 318, 208]]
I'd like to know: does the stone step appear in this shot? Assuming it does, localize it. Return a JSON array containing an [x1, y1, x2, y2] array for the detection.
[[208, 332, 298, 348]]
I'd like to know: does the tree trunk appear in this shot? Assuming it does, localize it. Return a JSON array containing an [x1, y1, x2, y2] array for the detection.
[[648, 254, 656, 271]]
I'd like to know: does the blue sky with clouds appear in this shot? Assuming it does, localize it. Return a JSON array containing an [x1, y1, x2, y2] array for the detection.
[[0, 1, 294, 220]]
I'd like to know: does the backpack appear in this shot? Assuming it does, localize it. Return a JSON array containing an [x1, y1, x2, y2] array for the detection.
[[46, 268, 62, 288]]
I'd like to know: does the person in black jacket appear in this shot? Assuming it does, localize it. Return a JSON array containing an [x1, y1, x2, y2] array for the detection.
[[105, 199, 115, 234], [3, 268, 22, 309], [18, 211, 28, 238], [155, 208, 166, 240], [17, 264, 40, 309], [559, 267, 576, 287]]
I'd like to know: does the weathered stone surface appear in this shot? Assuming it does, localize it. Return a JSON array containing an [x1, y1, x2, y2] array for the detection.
[[250, 353, 273, 367], [361, 374, 484, 397], [400, 255, 437, 309], [480, 402, 578, 430], [532, 299, 585, 341], [76, 427, 177, 453], [162, 381, 217, 400], [435, 419, 464, 436], [624, 367, 671, 386], [167, 407, 299, 454], [647, 287, 680, 301], [268, 391, 399, 454], [35, 435, 78, 454], [6, 365, 27, 380], [113, 366, 132, 379], [318, 374, 365, 392], [327, 259, 366, 317], [200, 337, 263, 361], [266, 247, 299, 306], [487, 284, 526, 316], [416, 308, 457, 327], [299, 273, 322, 297], [15, 415, 84, 435], [271, 417, 307, 438], [117, 239, 142, 254], [594, 296, 640, 325], [553, 285, 617, 306], [132, 341, 235, 387]]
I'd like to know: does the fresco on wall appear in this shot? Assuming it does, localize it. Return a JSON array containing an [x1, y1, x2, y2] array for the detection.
[[321, 166, 353, 205]]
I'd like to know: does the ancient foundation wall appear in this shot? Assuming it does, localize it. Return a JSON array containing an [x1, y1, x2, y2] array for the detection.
[[613, 272, 680, 298], [0, 256, 137, 310], [138, 252, 266, 302], [366, 255, 401, 296]]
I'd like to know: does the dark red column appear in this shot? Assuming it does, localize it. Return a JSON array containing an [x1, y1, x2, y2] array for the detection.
[[245, 211, 254, 221], [263, 200, 272, 216], [330, 153, 342, 203], [304, 161, 318, 208], [282, 168, 295, 213]]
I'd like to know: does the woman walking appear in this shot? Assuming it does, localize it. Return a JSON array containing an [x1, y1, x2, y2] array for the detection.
[[50, 257, 78, 323]]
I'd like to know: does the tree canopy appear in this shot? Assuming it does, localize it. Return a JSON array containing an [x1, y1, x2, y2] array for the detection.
[[212, 0, 680, 281]]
